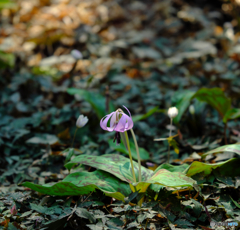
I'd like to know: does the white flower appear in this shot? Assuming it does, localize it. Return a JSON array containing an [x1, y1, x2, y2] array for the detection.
[[76, 115, 88, 128], [168, 107, 178, 119], [189, 105, 195, 115], [71, 49, 83, 60]]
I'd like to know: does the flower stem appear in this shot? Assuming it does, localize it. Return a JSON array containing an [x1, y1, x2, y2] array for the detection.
[[71, 128, 78, 148], [167, 118, 173, 163], [124, 131, 137, 183], [130, 129, 141, 182]]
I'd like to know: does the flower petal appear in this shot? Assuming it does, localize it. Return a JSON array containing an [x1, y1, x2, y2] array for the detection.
[[122, 105, 132, 117], [124, 113, 134, 129], [115, 113, 133, 132], [115, 114, 126, 132], [100, 112, 114, 130], [100, 112, 119, 131], [110, 111, 117, 128]]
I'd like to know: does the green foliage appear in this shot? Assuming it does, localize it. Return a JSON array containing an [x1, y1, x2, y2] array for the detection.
[[202, 143, 240, 159], [23, 170, 131, 201], [193, 87, 231, 118], [132, 106, 161, 122], [64, 154, 152, 183], [2, 1, 240, 229], [223, 108, 240, 123], [108, 140, 150, 160], [0, 51, 15, 69], [172, 90, 195, 123], [186, 158, 236, 177], [0, 0, 16, 9], [67, 88, 115, 119]]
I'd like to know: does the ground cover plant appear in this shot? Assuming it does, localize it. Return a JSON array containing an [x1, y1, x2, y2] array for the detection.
[[0, 0, 240, 229]]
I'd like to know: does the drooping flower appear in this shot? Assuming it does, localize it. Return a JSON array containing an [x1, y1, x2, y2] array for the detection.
[[100, 106, 133, 132], [76, 115, 88, 128], [100, 106, 133, 144], [168, 107, 178, 119]]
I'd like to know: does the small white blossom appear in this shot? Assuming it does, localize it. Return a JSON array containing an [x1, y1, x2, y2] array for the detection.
[[71, 49, 83, 60], [168, 107, 178, 119], [76, 115, 88, 128], [189, 105, 195, 115]]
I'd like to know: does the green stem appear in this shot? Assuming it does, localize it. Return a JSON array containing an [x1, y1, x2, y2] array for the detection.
[[167, 118, 173, 163], [224, 122, 228, 145], [124, 131, 137, 183], [71, 128, 78, 148], [130, 129, 141, 182]]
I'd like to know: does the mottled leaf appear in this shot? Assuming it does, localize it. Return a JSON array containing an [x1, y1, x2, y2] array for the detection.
[[65, 154, 152, 183], [202, 144, 240, 159], [22, 170, 131, 201]]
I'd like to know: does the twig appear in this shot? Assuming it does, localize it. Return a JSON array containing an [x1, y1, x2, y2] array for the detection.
[[203, 200, 211, 222]]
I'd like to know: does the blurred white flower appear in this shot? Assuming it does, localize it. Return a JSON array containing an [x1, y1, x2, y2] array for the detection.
[[189, 105, 195, 115], [168, 107, 178, 119], [76, 115, 88, 128], [71, 49, 83, 60]]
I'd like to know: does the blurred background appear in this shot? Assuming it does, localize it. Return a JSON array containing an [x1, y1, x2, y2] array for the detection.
[[1, 0, 240, 188]]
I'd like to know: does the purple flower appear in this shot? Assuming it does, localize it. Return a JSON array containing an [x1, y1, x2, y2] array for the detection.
[[100, 106, 133, 144], [10, 205, 17, 215]]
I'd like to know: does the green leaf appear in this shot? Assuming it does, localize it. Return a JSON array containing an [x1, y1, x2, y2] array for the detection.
[[67, 88, 114, 119], [132, 106, 160, 122], [153, 163, 189, 173], [201, 144, 240, 159], [0, 51, 15, 69], [193, 87, 231, 118], [65, 154, 152, 183], [108, 140, 150, 160], [22, 170, 131, 201], [30, 203, 47, 214], [149, 163, 189, 193], [191, 199, 203, 217], [186, 158, 236, 177], [0, 0, 16, 9], [65, 154, 196, 195], [63, 148, 75, 164], [174, 219, 194, 227], [134, 168, 196, 194], [172, 90, 195, 123], [7, 223, 18, 230], [75, 207, 96, 223], [223, 108, 240, 123], [230, 196, 240, 209]]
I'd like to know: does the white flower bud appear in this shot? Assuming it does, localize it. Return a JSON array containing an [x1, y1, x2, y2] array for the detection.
[[71, 49, 83, 60], [189, 105, 195, 115], [168, 107, 178, 119], [76, 115, 88, 128]]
